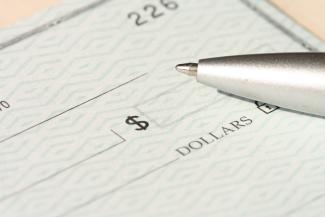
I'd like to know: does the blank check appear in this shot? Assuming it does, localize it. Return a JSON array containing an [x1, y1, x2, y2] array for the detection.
[[0, 0, 324, 217]]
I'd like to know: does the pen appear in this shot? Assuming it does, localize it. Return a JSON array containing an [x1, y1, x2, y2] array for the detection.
[[176, 53, 325, 117]]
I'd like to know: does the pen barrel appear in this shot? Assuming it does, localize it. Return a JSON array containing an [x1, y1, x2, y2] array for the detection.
[[197, 53, 325, 117]]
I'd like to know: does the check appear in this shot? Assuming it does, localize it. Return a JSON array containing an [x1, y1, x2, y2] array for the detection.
[[0, 0, 324, 217]]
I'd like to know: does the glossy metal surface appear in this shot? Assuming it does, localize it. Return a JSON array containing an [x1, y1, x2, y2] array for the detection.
[[175, 63, 198, 76], [197, 53, 325, 117]]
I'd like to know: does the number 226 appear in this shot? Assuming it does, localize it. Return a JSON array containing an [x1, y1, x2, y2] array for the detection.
[[128, 0, 179, 26]]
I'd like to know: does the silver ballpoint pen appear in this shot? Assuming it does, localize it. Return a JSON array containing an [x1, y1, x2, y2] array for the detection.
[[176, 53, 325, 117]]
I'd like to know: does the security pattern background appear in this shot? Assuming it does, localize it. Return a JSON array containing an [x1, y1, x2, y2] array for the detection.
[[0, 0, 324, 217]]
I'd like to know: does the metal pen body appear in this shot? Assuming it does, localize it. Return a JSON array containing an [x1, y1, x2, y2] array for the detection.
[[177, 53, 325, 117]]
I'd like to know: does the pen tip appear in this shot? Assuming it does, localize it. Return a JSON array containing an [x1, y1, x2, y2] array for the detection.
[[175, 63, 198, 76]]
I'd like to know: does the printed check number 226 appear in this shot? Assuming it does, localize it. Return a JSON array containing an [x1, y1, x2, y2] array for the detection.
[[128, 0, 179, 26]]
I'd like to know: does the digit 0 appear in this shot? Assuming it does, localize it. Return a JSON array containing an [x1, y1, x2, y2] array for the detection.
[[0, 101, 10, 110]]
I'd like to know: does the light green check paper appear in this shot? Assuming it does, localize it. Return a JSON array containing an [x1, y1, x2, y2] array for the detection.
[[0, 0, 324, 217]]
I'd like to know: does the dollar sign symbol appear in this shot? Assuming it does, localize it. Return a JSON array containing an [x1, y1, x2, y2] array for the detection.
[[125, 116, 149, 131]]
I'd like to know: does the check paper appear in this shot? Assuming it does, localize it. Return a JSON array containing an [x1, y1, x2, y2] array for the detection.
[[0, 0, 325, 217]]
